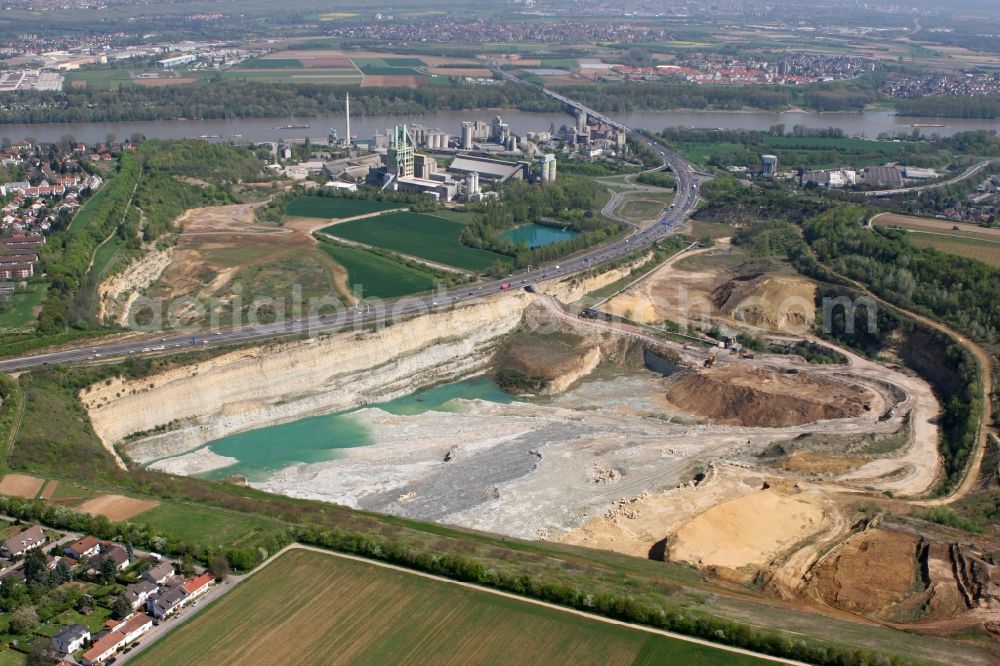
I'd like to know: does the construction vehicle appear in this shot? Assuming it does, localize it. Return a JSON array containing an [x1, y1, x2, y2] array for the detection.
[[739, 351, 755, 359], [703, 353, 717, 368]]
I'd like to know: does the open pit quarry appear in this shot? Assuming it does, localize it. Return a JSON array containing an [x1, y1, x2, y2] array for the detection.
[[79, 252, 1000, 634]]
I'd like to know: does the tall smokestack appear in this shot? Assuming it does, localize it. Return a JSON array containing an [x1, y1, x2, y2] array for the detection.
[[345, 92, 351, 147]]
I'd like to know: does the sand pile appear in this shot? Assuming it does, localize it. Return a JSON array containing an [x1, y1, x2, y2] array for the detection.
[[664, 366, 871, 427], [668, 484, 829, 574]]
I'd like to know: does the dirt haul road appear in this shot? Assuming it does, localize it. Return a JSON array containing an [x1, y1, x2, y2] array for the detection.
[[536, 294, 942, 498], [826, 270, 996, 505]]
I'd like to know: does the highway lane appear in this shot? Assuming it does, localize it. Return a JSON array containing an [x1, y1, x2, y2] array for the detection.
[[0, 93, 706, 373]]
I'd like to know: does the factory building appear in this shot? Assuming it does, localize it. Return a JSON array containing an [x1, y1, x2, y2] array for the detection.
[[490, 115, 510, 144], [408, 126, 451, 150], [801, 169, 857, 188], [387, 125, 415, 179], [760, 154, 778, 178], [323, 153, 383, 182], [537, 154, 557, 183], [465, 172, 481, 200], [447, 155, 529, 184], [395, 175, 457, 201], [157, 54, 196, 68], [863, 165, 903, 189], [902, 166, 937, 180], [414, 153, 438, 179]]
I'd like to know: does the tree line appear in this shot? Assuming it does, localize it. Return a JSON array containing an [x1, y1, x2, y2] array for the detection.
[[0, 80, 561, 124], [460, 176, 624, 268], [896, 96, 1000, 119]]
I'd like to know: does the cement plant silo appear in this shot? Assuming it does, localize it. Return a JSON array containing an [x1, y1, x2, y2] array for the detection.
[[461, 122, 474, 150]]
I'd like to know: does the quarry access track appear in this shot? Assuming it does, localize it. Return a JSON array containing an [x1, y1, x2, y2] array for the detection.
[[827, 273, 997, 506]]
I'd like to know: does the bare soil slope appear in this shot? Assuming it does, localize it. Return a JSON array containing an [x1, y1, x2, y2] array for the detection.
[[668, 483, 830, 575], [713, 274, 816, 334], [664, 365, 873, 427]]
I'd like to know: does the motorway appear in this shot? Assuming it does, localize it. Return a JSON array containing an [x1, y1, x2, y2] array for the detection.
[[0, 90, 707, 373]]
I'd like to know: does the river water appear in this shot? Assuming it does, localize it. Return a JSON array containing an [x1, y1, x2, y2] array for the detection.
[[6, 108, 998, 145]]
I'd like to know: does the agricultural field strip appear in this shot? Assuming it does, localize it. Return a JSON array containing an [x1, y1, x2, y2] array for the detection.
[[904, 229, 1000, 245], [321, 211, 512, 271], [317, 232, 470, 277], [133, 544, 796, 666]]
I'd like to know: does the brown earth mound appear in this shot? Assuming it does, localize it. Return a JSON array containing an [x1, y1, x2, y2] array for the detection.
[[808, 527, 919, 617], [496, 330, 594, 381], [664, 366, 871, 427], [713, 274, 816, 333]]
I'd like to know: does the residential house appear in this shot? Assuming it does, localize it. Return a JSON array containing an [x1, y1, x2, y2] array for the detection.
[[119, 613, 153, 643], [46, 554, 71, 571], [51, 623, 90, 654], [123, 580, 158, 609], [147, 587, 186, 619], [0, 181, 29, 197], [65, 535, 101, 560], [141, 562, 174, 585], [2, 525, 46, 557], [81, 631, 125, 665], [180, 572, 214, 601], [94, 544, 130, 572]]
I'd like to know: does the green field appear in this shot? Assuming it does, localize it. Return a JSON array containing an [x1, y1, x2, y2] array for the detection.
[[284, 196, 404, 219], [690, 219, 736, 240], [65, 68, 133, 89], [353, 56, 426, 75], [239, 57, 304, 68], [221, 69, 362, 84], [136, 503, 287, 549], [541, 57, 579, 70], [318, 242, 437, 298], [133, 548, 766, 666], [908, 231, 1000, 268], [674, 141, 746, 166], [616, 193, 673, 221], [323, 211, 512, 271], [0, 283, 47, 329]]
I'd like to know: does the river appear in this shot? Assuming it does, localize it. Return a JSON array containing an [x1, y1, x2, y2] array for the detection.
[[5, 108, 998, 145]]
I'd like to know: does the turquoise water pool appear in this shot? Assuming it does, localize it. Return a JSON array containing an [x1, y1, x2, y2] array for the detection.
[[501, 223, 580, 248], [182, 375, 511, 482]]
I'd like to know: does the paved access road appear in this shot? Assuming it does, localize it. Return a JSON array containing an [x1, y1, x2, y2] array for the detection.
[[0, 94, 707, 373]]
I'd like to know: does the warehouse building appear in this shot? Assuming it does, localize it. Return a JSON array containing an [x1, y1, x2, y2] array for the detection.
[[157, 54, 196, 68], [447, 155, 529, 184], [863, 166, 903, 189]]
